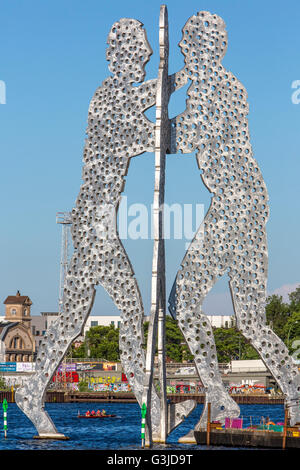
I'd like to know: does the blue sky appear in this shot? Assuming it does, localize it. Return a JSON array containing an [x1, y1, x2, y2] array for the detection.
[[0, 0, 300, 316]]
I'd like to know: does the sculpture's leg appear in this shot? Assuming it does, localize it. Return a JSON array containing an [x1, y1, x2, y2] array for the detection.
[[96, 249, 163, 433], [170, 233, 240, 442], [15, 237, 195, 437], [229, 276, 300, 425], [15, 266, 96, 438], [176, 313, 240, 439], [95, 241, 196, 438], [15, 244, 153, 437]]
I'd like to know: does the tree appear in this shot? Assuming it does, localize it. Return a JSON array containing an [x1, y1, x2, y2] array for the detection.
[[69, 342, 86, 359], [87, 325, 120, 361], [213, 327, 259, 363], [68, 286, 300, 364], [165, 316, 193, 362], [282, 311, 300, 352], [143, 316, 193, 362], [288, 286, 300, 313], [265, 294, 290, 338], [0, 375, 8, 391], [70, 325, 120, 361]]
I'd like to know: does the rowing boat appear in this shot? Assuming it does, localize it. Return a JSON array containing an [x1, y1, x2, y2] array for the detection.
[[77, 413, 116, 419]]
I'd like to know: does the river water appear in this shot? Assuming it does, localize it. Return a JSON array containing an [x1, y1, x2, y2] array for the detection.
[[0, 402, 285, 451]]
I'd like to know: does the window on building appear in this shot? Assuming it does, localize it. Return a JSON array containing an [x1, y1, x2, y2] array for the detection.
[[111, 321, 115, 327], [10, 336, 24, 349], [11, 308, 16, 315], [117, 321, 121, 328], [91, 321, 98, 327]]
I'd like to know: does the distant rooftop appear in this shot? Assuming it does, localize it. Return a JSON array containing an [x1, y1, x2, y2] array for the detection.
[[41, 312, 59, 316], [4, 290, 32, 306]]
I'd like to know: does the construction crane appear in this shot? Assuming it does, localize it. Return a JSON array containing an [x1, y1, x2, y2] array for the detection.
[[56, 212, 72, 314]]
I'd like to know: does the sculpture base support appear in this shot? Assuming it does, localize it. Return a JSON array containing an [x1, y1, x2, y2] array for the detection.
[[178, 430, 196, 444], [152, 437, 167, 444], [34, 434, 69, 440], [143, 434, 167, 446]]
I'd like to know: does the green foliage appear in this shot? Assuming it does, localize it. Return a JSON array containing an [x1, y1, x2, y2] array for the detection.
[[68, 285, 300, 364], [290, 338, 300, 360], [69, 342, 86, 358], [264, 288, 300, 350], [213, 327, 259, 363], [86, 325, 120, 361], [0, 375, 8, 391], [70, 324, 120, 361], [282, 311, 300, 353], [284, 288, 300, 355], [265, 294, 290, 338], [288, 287, 300, 313], [143, 316, 194, 362], [165, 316, 193, 362], [213, 287, 300, 363], [78, 380, 89, 392]]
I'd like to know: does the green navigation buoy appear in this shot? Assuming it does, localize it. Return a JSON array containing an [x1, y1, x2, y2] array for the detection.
[[3, 399, 8, 438], [141, 403, 147, 448]]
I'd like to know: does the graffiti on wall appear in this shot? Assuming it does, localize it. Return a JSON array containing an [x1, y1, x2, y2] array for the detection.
[[75, 362, 117, 372], [86, 375, 121, 384], [52, 372, 79, 383], [88, 382, 132, 392]]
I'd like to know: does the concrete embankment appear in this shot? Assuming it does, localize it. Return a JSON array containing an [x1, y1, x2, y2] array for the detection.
[[0, 390, 284, 404]]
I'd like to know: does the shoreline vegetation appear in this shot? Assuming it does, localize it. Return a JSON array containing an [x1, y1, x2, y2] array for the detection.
[[69, 288, 300, 364]]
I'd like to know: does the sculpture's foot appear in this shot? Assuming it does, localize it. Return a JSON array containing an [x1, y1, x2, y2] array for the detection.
[[168, 399, 197, 433], [287, 399, 300, 426], [177, 391, 239, 443], [151, 399, 197, 443], [34, 433, 69, 440], [198, 390, 240, 430], [286, 374, 300, 425], [15, 380, 62, 437], [178, 429, 196, 444]]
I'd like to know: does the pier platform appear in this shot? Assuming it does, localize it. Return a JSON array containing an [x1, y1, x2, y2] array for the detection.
[[194, 428, 300, 449]]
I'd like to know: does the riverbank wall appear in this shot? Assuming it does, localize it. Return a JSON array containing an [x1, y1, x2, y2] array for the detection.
[[0, 391, 285, 405]]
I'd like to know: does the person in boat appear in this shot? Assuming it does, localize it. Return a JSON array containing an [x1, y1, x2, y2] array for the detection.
[[85, 410, 90, 417], [91, 410, 96, 416], [96, 410, 102, 416], [102, 409, 106, 416]]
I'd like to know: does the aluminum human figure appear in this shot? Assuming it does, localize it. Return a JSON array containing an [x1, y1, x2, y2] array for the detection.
[[169, 11, 300, 435], [15, 18, 195, 438]]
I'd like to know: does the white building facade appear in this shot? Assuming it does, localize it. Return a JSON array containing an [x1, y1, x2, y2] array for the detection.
[[205, 314, 235, 328], [83, 315, 121, 334]]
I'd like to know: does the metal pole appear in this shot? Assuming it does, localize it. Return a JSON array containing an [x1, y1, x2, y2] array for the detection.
[[141, 403, 147, 448], [56, 212, 72, 314], [206, 402, 211, 447], [142, 4, 170, 446], [3, 399, 8, 439], [283, 405, 288, 449]]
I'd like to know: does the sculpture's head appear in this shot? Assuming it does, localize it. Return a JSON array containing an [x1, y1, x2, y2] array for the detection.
[[106, 19, 152, 82], [179, 12, 227, 69]]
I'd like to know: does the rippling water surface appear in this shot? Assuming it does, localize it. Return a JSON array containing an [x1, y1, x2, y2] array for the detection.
[[0, 403, 284, 450]]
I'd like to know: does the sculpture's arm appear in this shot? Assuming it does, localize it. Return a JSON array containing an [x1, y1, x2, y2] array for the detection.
[[136, 78, 157, 109], [168, 69, 192, 154], [169, 69, 190, 95]]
